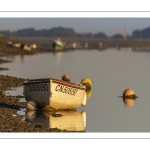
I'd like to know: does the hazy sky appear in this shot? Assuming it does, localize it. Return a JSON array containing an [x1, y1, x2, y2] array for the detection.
[[0, 18, 150, 37], [1, 1, 150, 37]]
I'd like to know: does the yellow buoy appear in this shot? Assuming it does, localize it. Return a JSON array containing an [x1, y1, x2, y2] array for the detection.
[[80, 78, 92, 86], [80, 78, 92, 99]]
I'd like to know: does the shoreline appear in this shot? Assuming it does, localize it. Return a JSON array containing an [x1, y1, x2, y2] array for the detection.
[[0, 75, 67, 132], [0, 44, 71, 132]]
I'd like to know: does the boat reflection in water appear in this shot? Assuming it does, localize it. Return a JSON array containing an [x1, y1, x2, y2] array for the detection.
[[25, 110, 86, 132]]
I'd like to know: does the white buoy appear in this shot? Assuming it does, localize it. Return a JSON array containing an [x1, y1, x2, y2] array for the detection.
[[26, 101, 37, 111]]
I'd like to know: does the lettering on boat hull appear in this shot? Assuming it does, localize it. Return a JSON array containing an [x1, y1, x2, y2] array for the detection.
[[55, 84, 78, 96], [28, 84, 48, 92]]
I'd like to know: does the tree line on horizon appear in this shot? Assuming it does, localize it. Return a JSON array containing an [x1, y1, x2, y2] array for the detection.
[[0, 26, 150, 38]]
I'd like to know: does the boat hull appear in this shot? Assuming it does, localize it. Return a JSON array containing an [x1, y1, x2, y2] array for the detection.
[[23, 78, 86, 110], [52, 42, 63, 50]]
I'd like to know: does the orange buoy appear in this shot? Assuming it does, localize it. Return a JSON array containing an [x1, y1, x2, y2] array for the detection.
[[123, 88, 137, 99], [62, 74, 70, 82], [122, 89, 137, 107], [123, 89, 135, 96]]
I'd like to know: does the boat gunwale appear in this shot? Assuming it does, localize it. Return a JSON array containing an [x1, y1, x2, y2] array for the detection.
[[23, 78, 86, 90]]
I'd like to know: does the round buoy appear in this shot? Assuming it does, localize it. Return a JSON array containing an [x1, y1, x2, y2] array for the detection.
[[123, 89, 135, 96], [80, 78, 92, 87], [62, 74, 70, 82], [26, 101, 37, 111], [81, 78, 92, 91], [123, 88, 137, 99]]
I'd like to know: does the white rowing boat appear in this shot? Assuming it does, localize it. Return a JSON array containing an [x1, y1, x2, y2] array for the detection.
[[23, 78, 86, 110]]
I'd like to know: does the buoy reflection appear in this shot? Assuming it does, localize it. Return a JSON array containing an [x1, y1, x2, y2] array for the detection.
[[25, 110, 86, 132], [123, 98, 135, 107]]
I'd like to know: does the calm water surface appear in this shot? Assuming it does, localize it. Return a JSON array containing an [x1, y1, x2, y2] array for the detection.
[[1, 48, 150, 132]]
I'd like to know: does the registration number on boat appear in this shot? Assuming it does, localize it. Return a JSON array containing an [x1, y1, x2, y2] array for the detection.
[[55, 84, 78, 96], [28, 84, 48, 91]]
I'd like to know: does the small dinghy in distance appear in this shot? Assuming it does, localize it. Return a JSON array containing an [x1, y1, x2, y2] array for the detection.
[[23, 78, 86, 110]]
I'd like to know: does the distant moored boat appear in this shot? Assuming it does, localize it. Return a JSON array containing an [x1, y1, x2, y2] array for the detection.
[[52, 38, 64, 50]]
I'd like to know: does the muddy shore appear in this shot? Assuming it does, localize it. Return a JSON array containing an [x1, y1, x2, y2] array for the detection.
[[0, 72, 69, 132]]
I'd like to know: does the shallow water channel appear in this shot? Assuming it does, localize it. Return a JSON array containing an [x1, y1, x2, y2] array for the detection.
[[1, 48, 150, 132]]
